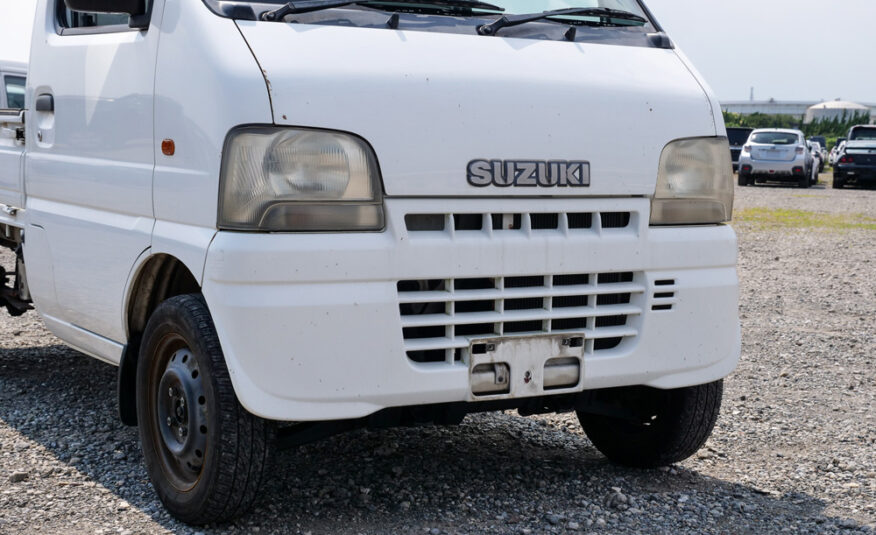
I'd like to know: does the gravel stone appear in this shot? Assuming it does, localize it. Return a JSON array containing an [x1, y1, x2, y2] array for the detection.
[[0, 179, 874, 534]]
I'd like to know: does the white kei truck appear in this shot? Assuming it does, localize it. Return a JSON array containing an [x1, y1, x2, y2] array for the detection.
[[0, 0, 739, 524]]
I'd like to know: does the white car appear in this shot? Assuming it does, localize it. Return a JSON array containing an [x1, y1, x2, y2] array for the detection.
[[829, 138, 847, 166], [1, 0, 740, 523], [738, 129, 816, 188], [809, 141, 825, 175]]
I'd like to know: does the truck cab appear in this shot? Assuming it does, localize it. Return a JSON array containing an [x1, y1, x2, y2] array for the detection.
[[0, 60, 27, 314], [5, 0, 739, 524], [0, 61, 26, 213]]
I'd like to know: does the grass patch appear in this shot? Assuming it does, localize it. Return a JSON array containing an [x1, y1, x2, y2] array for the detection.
[[734, 208, 876, 231]]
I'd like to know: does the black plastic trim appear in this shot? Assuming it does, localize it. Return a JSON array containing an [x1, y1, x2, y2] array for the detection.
[[35, 94, 54, 112], [55, 0, 153, 35]]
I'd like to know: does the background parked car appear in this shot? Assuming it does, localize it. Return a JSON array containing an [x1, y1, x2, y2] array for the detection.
[[808, 136, 827, 154], [738, 129, 815, 188], [829, 137, 847, 166], [727, 127, 754, 172], [809, 141, 825, 174], [834, 125, 876, 188], [808, 138, 827, 164]]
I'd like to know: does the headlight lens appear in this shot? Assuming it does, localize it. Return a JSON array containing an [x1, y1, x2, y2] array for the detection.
[[219, 127, 384, 231], [650, 137, 734, 225]]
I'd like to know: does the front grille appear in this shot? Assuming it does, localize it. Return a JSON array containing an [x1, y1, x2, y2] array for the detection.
[[398, 273, 644, 364], [404, 211, 634, 234]]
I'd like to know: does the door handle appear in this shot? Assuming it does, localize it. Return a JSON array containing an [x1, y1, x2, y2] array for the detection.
[[35, 94, 54, 112]]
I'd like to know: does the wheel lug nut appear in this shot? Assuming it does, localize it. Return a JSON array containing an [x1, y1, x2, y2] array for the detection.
[[166, 417, 172, 427], [168, 387, 174, 397]]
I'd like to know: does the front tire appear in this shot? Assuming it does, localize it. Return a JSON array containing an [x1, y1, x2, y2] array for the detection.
[[578, 380, 723, 468], [136, 294, 275, 525]]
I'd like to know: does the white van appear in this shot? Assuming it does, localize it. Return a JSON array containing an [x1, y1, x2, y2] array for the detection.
[[1, 0, 739, 524]]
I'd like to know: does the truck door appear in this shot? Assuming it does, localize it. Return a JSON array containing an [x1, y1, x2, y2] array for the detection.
[[0, 74, 25, 212], [24, 2, 162, 346]]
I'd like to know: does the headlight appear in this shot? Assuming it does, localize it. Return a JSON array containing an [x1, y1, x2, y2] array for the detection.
[[650, 137, 734, 225], [219, 126, 384, 231]]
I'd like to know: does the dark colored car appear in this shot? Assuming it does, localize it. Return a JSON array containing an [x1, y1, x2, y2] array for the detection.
[[727, 127, 754, 172], [808, 136, 827, 150], [834, 125, 876, 188]]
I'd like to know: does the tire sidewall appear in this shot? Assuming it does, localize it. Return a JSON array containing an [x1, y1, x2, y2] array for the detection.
[[136, 296, 225, 520]]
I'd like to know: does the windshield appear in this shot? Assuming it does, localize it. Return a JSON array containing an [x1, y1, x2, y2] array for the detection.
[[238, 0, 649, 23], [850, 127, 876, 141], [492, 0, 646, 18], [4, 76, 25, 110], [726, 128, 752, 146], [751, 132, 799, 145]]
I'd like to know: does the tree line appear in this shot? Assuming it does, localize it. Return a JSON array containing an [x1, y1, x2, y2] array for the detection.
[[723, 110, 871, 149]]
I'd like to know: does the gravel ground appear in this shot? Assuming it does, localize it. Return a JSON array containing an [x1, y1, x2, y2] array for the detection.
[[1, 177, 874, 534]]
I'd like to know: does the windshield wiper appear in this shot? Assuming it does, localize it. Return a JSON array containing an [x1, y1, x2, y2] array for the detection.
[[261, 0, 503, 21], [477, 7, 646, 36]]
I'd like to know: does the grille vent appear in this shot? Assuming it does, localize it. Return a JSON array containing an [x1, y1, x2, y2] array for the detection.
[[404, 211, 633, 234], [397, 272, 644, 364]]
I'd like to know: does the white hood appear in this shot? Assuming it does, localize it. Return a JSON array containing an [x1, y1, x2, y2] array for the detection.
[[236, 21, 718, 197]]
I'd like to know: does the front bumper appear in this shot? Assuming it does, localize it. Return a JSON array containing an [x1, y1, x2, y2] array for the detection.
[[203, 197, 740, 421]]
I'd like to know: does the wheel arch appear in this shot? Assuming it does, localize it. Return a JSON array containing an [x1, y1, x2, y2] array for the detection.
[[119, 253, 202, 426]]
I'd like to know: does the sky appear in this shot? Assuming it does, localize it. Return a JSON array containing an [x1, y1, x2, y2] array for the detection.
[[2, 0, 874, 104], [645, 0, 876, 104], [0, 1, 35, 65]]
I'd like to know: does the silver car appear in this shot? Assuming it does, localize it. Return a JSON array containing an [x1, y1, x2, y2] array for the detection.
[[737, 128, 816, 188]]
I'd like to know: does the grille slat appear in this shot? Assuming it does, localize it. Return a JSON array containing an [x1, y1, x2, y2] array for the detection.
[[396, 282, 646, 304], [400, 303, 641, 328], [402, 326, 639, 352], [399, 272, 643, 363]]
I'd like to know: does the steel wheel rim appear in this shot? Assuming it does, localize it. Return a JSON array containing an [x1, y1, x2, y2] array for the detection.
[[149, 333, 209, 492]]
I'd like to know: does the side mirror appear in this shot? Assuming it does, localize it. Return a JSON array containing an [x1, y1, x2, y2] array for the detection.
[[64, 0, 145, 15], [64, 0, 148, 28]]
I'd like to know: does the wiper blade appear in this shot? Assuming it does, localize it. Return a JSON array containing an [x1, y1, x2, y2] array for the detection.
[[261, 0, 503, 21], [367, 0, 504, 12], [262, 0, 357, 21], [477, 7, 647, 36]]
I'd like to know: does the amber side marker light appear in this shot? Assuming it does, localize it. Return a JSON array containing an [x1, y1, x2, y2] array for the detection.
[[161, 139, 175, 156]]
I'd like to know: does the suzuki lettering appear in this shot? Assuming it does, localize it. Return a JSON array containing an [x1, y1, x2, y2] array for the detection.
[[467, 159, 591, 188]]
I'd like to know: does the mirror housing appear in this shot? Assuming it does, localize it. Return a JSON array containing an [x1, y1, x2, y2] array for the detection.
[[63, 0, 149, 28], [64, 0, 145, 15]]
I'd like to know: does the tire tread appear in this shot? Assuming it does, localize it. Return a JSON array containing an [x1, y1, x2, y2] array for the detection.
[[138, 294, 274, 525], [578, 380, 723, 468]]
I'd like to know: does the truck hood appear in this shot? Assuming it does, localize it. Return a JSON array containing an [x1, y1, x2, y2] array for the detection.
[[236, 22, 718, 197]]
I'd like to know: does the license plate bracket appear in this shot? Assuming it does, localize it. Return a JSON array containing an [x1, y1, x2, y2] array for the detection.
[[468, 333, 585, 400]]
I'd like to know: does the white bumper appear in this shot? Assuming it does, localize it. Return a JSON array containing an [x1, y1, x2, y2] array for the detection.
[[203, 197, 740, 421], [739, 154, 806, 175]]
